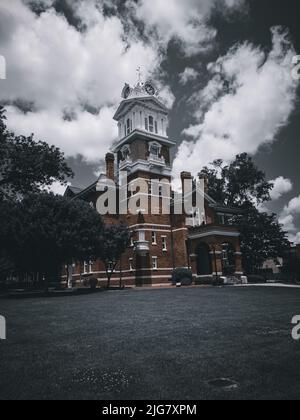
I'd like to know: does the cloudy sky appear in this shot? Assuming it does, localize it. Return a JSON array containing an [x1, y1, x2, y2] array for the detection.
[[0, 0, 300, 242]]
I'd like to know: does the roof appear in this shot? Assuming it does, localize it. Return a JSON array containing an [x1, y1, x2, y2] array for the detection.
[[113, 96, 169, 121]]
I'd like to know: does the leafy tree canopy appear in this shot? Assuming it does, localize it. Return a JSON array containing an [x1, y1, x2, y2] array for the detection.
[[199, 153, 273, 208], [199, 153, 289, 274], [0, 107, 73, 199], [6, 193, 104, 278]]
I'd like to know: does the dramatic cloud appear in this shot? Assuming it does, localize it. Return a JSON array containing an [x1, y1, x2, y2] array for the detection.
[[179, 68, 199, 85], [270, 176, 293, 200], [0, 0, 247, 164], [279, 195, 300, 244], [0, 0, 164, 163], [132, 0, 246, 56], [173, 27, 299, 179], [283, 196, 300, 216]]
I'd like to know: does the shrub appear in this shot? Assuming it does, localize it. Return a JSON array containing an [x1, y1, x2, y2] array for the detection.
[[171, 268, 193, 286], [195, 276, 213, 285], [223, 265, 235, 276], [247, 275, 266, 284]]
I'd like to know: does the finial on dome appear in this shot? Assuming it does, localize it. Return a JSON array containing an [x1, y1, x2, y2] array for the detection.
[[136, 66, 143, 84]]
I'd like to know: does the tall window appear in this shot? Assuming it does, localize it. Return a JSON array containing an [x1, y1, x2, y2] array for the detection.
[[152, 257, 158, 270], [152, 231, 157, 245], [84, 261, 93, 274], [149, 116, 154, 133], [126, 118, 132, 136], [162, 236, 167, 252], [145, 116, 157, 133]]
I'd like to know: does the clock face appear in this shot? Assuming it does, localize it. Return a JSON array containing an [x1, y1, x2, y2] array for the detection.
[[145, 83, 155, 95]]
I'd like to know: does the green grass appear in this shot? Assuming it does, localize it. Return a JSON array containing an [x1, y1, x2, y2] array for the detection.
[[1, 287, 300, 400]]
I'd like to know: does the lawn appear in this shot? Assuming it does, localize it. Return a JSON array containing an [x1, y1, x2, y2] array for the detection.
[[0, 286, 300, 400]]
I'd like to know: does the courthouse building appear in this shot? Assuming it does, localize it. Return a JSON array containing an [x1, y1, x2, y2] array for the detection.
[[64, 79, 243, 287]]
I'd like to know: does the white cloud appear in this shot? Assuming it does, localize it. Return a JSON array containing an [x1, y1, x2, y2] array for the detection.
[[270, 176, 293, 200], [45, 181, 71, 196], [173, 27, 299, 179], [279, 195, 300, 244], [288, 232, 300, 245], [283, 195, 300, 216], [5, 105, 117, 163], [0, 0, 164, 162], [179, 68, 199, 85], [132, 0, 246, 56]]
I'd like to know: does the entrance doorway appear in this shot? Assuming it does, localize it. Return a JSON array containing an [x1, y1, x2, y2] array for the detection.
[[196, 243, 212, 276]]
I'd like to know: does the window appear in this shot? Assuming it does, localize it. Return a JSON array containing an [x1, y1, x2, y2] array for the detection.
[[84, 261, 93, 274], [152, 231, 157, 245], [150, 144, 160, 157], [107, 262, 114, 272], [129, 258, 134, 272], [144, 116, 157, 133], [162, 236, 167, 252], [149, 116, 154, 133], [121, 145, 130, 160], [130, 235, 134, 247], [152, 257, 158, 270], [126, 118, 132, 136]]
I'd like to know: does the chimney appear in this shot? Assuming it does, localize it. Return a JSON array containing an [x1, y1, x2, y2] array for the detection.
[[105, 153, 115, 181], [198, 173, 208, 194], [181, 171, 192, 195]]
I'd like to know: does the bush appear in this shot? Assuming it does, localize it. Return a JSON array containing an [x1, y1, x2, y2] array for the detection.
[[195, 276, 213, 285], [247, 275, 266, 284], [223, 265, 235, 276], [171, 268, 193, 286]]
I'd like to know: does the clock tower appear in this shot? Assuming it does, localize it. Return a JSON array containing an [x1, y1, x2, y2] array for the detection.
[[112, 79, 176, 182]]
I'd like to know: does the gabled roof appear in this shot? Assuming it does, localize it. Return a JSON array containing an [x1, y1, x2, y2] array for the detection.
[[64, 185, 83, 198], [113, 96, 169, 121]]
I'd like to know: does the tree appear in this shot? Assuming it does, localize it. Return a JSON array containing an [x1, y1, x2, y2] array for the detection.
[[0, 107, 73, 199], [199, 153, 289, 274], [7, 193, 104, 290], [232, 208, 289, 274], [199, 153, 273, 208], [97, 224, 131, 289]]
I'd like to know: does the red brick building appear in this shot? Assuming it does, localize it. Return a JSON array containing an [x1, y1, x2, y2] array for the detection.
[[63, 80, 243, 287]]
